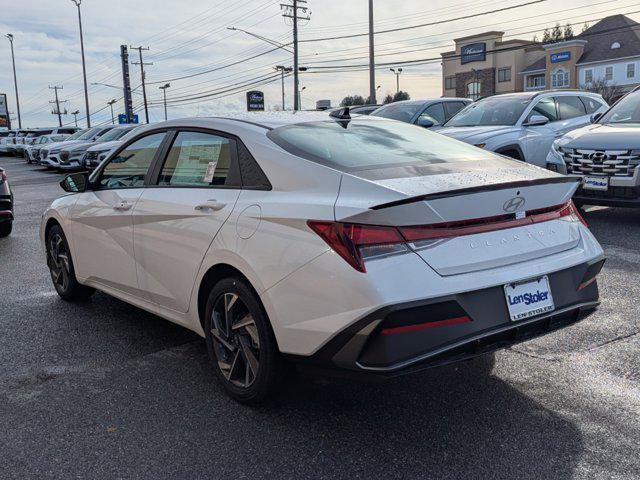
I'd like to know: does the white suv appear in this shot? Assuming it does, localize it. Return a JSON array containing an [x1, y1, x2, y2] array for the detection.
[[438, 91, 608, 166]]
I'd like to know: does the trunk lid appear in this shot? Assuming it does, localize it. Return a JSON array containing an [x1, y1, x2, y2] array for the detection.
[[335, 162, 581, 275]]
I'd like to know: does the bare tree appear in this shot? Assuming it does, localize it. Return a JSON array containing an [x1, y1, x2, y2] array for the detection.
[[582, 78, 626, 104]]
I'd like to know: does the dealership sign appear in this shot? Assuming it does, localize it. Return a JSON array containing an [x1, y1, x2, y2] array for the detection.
[[0, 93, 9, 129], [550, 52, 571, 63], [461, 42, 486, 64], [246, 90, 265, 111]]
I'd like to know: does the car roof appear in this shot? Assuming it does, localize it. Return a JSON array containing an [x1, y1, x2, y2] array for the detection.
[[128, 113, 401, 133]]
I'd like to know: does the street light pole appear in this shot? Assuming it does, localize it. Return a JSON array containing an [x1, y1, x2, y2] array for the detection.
[[70, 0, 91, 127], [390, 67, 403, 94], [5, 34, 21, 128], [71, 110, 80, 127], [107, 99, 117, 124], [368, 0, 376, 104], [298, 86, 306, 110], [159, 83, 170, 121]]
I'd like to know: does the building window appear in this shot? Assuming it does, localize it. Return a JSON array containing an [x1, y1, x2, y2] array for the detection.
[[585, 69, 593, 84], [627, 63, 635, 78], [551, 68, 569, 88], [605, 66, 614, 82], [445, 76, 456, 90], [467, 81, 481, 100], [497, 67, 511, 83], [526, 74, 546, 90]]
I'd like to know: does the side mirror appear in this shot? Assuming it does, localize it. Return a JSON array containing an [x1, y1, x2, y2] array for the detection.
[[416, 117, 435, 128], [591, 112, 603, 123], [523, 115, 550, 127], [60, 172, 89, 193]]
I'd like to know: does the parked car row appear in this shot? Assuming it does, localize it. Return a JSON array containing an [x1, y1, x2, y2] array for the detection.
[[0, 127, 80, 157], [365, 88, 640, 209], [7, 124, 143, 172]]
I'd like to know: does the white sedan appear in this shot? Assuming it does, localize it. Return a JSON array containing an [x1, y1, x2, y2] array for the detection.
[[41, 111, 605, 403]]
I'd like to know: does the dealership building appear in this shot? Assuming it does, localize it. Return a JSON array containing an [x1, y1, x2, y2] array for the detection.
[[441, 14, 640, 99]]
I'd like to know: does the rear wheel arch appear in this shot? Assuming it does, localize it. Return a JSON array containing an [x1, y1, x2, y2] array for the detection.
[[197, 263, 273, 338]]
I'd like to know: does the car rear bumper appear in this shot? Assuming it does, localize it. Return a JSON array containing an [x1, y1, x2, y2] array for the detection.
[[284, 257, 604, 378]]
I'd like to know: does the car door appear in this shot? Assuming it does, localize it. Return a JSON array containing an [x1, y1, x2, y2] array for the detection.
[[520, 97, 560, 166], [132, 129, 242, 312], [69, 132, 167, 296], [555, 95, 590, 135]]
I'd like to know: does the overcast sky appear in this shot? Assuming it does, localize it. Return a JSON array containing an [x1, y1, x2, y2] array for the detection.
[[1, 0, 637, 127]]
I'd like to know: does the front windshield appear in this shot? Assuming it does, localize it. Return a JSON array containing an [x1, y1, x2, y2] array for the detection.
[[97, 127, 134, 142], [598, 90, 640, 124], [370, 102, 423, 123], [445, 96, 531, 127], [76, 127, 102, 141], [268, 119, 488, 172]]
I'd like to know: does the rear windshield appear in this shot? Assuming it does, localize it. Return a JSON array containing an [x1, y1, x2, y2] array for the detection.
[[267, 119, 488, 172]]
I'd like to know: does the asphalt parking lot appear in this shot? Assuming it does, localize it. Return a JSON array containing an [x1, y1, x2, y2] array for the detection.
[[1, 155, 639, 480]]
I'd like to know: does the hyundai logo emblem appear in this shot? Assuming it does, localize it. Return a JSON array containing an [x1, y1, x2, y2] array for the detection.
[[590, 152, 608, 162], [503, 196, 526, 212]]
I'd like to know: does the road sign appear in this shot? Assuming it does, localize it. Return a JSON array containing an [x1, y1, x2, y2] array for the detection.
[[118, 114, 139, 124]]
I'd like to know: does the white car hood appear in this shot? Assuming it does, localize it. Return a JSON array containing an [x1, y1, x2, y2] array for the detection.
[[438, 125, 519, 144], [47, 139, 86, 153]]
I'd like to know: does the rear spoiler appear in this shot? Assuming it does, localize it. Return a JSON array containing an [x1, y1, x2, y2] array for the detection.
[[370, 176, 580, 210]]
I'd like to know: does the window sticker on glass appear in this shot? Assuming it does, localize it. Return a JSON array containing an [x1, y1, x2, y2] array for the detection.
[[203, 161, 218, 183]]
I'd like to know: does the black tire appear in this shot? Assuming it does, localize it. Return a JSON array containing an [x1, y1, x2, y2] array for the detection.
[[204, 277, 283, 404], [0, 221, 12, 237], [46, 224, 95, 301]]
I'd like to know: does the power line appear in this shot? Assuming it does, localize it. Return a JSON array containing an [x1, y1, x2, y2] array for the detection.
[[298, 0, 548, 43]]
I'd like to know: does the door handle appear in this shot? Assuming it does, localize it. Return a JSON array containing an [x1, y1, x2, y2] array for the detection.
[[113, 201, 132, 211], [194, 199, 227, 212]]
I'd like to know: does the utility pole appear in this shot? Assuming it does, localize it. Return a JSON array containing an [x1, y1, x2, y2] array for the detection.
[[5, 34, 21, 128], [368, 0, 376, 104], [49, 86, 65, 127], [71, 110, 80, 126], [107, 99, 117, 124], [298, 86, 306, 110], [390, 67, 402, 94], [281, 0, 310, 111], [70, 1, 91, 127], [158, 83, 170, 121], [275, 65, 292, 110], [120, 45, 134, 124], [130, 46, 152, 123]]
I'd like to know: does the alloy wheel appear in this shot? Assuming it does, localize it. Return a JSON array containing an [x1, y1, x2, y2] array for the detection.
[[210, 292, 261, 388], [48, 233, 70, 291]]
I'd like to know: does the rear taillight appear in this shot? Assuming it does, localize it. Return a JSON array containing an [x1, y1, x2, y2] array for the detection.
[[307, 221, 407, 273], [308, 201, 586, 273]]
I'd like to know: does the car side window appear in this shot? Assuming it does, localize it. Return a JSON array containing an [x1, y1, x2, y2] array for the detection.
[[580, 96, 602, 114], [529, 97, 558, 122], [444, 101, 467, 120], [98, 133, 165, 189], [418, 103, 446, 126], [158, 131, 235, 187], [557, 96, 587, 120]]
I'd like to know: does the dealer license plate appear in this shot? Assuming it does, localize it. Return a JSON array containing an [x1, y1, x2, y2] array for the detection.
[[583, 176, 609, 191], [504, 276, 555, 322]]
